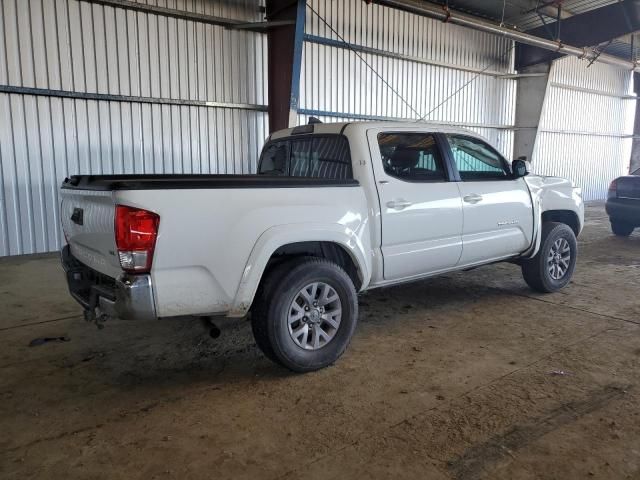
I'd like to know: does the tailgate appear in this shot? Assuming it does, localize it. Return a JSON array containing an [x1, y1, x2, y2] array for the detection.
[[617, 176, 640, 200], [60, 189, 122, 278]]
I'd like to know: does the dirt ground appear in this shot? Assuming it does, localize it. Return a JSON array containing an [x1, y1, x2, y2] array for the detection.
[[1, 203, 639, 480]]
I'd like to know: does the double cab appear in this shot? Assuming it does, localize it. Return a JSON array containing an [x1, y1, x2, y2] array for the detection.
[[61, 121, 584, 372]]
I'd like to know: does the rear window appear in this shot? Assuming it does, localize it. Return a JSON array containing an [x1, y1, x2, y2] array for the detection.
[[258, 135, 352, 179]]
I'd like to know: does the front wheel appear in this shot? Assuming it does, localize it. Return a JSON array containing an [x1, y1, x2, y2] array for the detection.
[[251, 257, 358, 373], [521, 222, 577, 293]]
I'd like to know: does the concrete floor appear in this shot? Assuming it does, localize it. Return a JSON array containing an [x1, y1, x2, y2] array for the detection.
[[1, 203, 639, 480]]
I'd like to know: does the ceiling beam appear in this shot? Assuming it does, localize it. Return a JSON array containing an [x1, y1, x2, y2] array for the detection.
[[516, 0, 640, 69], [376, 0, 640, 72], [510, 0, 574, 22]]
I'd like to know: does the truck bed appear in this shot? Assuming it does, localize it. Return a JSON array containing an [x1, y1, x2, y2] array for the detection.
[[60, 173, 368, 318], [62, 174, 359, 191]]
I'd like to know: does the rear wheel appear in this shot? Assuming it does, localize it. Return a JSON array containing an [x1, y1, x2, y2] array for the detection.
[[611, 220, 634, 237], [251, 259, 297, 366], [251, 257, 358, 372], [522, 222, 577, 293]]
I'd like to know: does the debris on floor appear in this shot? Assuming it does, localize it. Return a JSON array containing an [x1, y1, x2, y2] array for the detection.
[[28, 336, 70, 347]]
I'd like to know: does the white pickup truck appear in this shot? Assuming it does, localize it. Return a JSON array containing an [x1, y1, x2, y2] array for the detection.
[[61, 121, 584, 372]]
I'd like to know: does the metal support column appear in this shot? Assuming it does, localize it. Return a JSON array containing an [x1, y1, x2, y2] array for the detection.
[[630, 72, 640, 173], [513, 63, 552, 163], [266, 0, 306, 132]]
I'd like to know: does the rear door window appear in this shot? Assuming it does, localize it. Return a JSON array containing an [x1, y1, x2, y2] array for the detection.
[[377, 132, 448, 182], [258, 136, 352, 179]]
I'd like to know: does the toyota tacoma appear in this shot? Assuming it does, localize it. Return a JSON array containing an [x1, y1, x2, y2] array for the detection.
[[61, 121, 584, 372]]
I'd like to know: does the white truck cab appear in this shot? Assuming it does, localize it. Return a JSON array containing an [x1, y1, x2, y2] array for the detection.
[[60, 121, 584, 372]]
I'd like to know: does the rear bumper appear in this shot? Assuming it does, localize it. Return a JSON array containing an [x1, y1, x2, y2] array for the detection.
[[61, 245, 157, 320], [606, 198, 640, 226]]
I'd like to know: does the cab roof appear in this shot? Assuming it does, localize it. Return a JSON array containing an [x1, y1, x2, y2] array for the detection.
[[269, 120, 482, 141]]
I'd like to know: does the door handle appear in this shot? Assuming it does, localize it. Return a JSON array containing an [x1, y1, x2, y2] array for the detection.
[[387, 199, 412, 210], [463, 194, 483, 204]]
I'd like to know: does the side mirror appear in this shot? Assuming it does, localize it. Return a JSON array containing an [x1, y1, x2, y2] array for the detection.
[[512, 158, 529, 178]]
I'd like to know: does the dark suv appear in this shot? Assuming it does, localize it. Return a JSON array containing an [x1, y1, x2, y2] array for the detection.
[[606, 168, 640, 236]]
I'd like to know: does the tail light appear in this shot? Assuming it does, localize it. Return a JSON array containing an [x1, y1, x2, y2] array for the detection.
[[608, 179, 617, 199], [115, 205, 160, 273]]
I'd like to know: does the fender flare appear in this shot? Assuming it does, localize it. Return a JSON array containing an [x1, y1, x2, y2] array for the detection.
[[521, 186, 583, 259], [228, 223, 372, 317], [521, 192, 543, 259]]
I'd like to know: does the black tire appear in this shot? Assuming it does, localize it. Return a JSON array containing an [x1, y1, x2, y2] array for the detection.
[[251, 257, 309, 366], [251, 256, 358, 373], [611, 220, 634, 237], [521, 222, 577, 293]]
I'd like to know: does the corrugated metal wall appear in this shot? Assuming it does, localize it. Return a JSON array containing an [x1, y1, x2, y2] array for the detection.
[[533, 56, 636, 201], [299, 0, 517, 157], [0, 0, 268, 256], [1, 0, 635, 256]]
